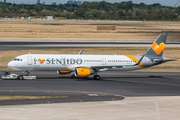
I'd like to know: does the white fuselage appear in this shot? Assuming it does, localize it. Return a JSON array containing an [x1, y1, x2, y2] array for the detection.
[[8, 54, 144, 71]]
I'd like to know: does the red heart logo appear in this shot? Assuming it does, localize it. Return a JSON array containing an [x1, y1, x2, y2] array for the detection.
[[38, 58, 45, 64]]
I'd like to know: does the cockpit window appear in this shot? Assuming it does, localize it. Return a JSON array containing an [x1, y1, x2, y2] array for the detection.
[[13, 58, 22, 61]]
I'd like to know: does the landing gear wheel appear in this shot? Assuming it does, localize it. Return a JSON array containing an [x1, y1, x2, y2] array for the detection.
[[18, 75, 23, 80], [94, 75, 100, 80]]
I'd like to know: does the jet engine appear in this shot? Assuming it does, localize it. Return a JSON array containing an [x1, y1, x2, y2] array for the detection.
[[57, 71, 71, 74], [74, 68, 94, 78]]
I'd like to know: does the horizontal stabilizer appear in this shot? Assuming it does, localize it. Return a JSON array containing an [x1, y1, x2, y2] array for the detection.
[[153, 59, 178, 63]]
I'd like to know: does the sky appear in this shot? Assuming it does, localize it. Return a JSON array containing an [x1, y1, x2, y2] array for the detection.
[[1, 0, 180, 7]]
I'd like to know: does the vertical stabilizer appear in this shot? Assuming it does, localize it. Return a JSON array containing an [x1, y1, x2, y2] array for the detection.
[[144, 33, 167, 57]]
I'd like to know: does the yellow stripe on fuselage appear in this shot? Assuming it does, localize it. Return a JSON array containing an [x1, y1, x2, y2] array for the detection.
[[125, 55, 145, 68], [139, 62, 145, 68]]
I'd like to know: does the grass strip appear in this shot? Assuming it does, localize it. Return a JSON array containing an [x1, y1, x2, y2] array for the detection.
[[0, 96, 68, 101]]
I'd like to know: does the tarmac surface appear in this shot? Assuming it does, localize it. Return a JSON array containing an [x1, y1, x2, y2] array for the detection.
[[0, 71, 180, 105], [0, 21, 179, 119], [1, 71, 180, 120], [0, 41, 180, 51]]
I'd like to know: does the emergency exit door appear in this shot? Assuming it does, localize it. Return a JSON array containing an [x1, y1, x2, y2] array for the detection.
[[102, 58, 106, 65]]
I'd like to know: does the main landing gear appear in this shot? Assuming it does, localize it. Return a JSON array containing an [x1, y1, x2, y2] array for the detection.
[[93, 69, 100, 80], [94, 75, 100, 80]]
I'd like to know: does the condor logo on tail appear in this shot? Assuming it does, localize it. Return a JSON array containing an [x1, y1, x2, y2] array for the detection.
[[151, 42, 165, 55]]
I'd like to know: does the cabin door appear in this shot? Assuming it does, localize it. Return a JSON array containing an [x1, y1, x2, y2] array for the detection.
[[27, 56, 32, 65], [102, 58, 106, 65]]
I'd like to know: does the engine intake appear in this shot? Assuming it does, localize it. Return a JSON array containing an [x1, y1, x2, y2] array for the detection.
[[74, 68, 93, 78]]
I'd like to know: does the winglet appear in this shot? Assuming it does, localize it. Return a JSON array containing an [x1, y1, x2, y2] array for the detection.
[[78, 49, 83, 55]]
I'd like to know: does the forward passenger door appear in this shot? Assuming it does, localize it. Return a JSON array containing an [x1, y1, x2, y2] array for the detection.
[[27, 56, 32, 65]]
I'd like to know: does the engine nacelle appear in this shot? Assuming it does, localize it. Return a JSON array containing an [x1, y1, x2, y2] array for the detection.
[[74, 68, 93, 78], [57, 71, 71, 74]]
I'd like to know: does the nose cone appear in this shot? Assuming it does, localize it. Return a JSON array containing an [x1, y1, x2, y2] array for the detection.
[[8, 61, 14, 68], [8, 61, 20, 70]]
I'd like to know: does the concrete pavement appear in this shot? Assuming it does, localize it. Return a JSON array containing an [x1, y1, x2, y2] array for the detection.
[[0, 96, 180, 120]]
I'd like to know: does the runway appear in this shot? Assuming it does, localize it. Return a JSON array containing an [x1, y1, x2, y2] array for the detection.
[[1, 21, 180, 26], [0, 41, 180, 51], [0, 71, 180, 105]]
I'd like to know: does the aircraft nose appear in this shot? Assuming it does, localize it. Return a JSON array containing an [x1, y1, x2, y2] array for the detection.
[[8, 61, 14, 68]]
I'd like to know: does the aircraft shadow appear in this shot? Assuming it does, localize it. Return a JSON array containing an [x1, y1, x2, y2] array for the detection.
[[75, 75, 167, 82]]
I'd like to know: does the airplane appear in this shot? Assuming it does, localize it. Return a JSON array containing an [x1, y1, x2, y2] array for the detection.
[[8, 33, 176, 80]]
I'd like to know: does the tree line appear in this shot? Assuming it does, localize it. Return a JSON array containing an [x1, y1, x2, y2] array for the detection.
[[0, 1, 180, 20]]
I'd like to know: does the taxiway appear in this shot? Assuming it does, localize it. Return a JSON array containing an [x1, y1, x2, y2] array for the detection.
[[1, 71, 180, 120], [0, 71, 180, 105]]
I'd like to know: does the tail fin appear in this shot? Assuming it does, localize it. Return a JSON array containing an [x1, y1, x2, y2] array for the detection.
[[144, 33, 167, 57]]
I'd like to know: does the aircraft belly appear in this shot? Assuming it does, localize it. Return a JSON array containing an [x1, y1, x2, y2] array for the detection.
[[107, 66, 142, 71], [36, 66, 68, 71], [29, 64, 69, 71]]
